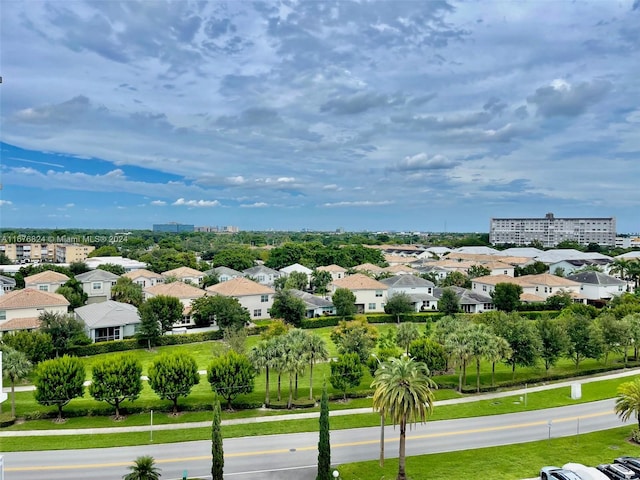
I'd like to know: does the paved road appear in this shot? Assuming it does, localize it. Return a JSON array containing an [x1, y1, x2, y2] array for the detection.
[[3, 399, 628, 480]]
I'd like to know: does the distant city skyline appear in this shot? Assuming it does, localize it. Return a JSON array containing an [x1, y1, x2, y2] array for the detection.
[[1, 1, 639, 233]]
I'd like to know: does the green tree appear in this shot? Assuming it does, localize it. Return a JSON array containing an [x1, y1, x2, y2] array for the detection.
[[211, 246, 256, 271], [330, 318, 379, 363], [409, 337, 447, 373], [211, 397, 224, 480], [395, 322, 421, 354], [491, 282, 523, 312], [34, 355, 85, 420], [493, 314, 541, 379], [123, 455, 161, 480], [249, 338, 280, 407], [285, 271, 309, 290], [615, 378, 640, 432], [1, 347, 32, 417], [89, 354, 143, 418], [269, 289, 306, 327], [371, 355, 437, 480], [316, 383, 331, 480], [467, 323, 495, 392], [202, 272, 220, 288], [56, 278, 88, 309], [485, 334, 512, 387], [330, 353, 364, 401], [97, 263, 127, 276], [467, 265, 491, 279], [545, 291, 573, 310], [0, 252, 13, 264], [332, 287, 356, 318], [193, 295, 250, 331], [2, 330, 53, 364], [537, 317, 568, 373], [441, 271, 471, 288], [148, 353, 200, 414], [139, 295, 183, 339], [69, 261, 90, 275], [89, 245, 119, 257], [384, 292, 414, 324], [39, 311, 90, 357], [305, 333, 329, 400], [438, 288, 460, 315], [564, 314, 603, 369], [444, 324, 473, 391], [311, 270, 332, 295], [207, 350, 256, 410], [111, 277, 144, 307], [597, 313, 630, 365]]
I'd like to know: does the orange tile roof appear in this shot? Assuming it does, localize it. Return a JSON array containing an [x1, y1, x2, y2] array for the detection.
[[332, 273, 388, 290], [0, 288, 70, 309], [144, 282, 206, 298], [24, 270, 69, 284], [162, 266, 203, 278], [316, 264, 347, 272], [0, 317, 41, 331], [206, 277, 275, 296], [122, 269, 164, 279], [353, 263, 385, 273]]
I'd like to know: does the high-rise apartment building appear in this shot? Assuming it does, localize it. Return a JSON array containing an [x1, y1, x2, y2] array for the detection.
[[489, 213, 616, 247]]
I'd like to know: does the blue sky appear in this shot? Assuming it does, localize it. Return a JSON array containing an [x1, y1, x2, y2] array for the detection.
[[1, 1, 639, 233]]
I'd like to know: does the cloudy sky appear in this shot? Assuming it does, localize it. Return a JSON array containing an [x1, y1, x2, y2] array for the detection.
[[1, 1, 639, 233]]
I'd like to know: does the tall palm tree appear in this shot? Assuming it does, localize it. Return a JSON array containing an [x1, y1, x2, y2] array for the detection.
[[305, 333, 329, 400], [610, 258, 631, 280], [614, 378, 640, 430], [2, 347, 32, 417], [444, 325, 472, 391], [371, 355, 437, 480], [467, 324, 493, 393], [123, 455, 161, 480], [249, 339, 277, 407], [627, 260, 640, 290], [285, 329, 309, 399], [485, 335, 512, 387]]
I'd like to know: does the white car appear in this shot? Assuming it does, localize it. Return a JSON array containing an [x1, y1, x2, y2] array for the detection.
[[563, 463, 610, 480]]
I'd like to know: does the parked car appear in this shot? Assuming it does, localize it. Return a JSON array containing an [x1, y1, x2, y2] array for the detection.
[[541, 466, 585, 480], [615, 458, 640, 476], [597, 463, 639, 480], [563, 463, 610, 480]]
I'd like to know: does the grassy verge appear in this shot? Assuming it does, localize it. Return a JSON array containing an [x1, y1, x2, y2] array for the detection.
[[337, 426, 640, 480]]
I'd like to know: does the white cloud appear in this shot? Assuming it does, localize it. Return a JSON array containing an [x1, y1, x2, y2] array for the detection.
[[150, 200, 167, 206], [240, 202, 268, 208], [322, 200, 393, 207], [173, 198, 221, 207], [0, 200, 13, 206]]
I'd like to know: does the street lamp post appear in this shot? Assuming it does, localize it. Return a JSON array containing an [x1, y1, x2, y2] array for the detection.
[[372, 354, 385, 467]]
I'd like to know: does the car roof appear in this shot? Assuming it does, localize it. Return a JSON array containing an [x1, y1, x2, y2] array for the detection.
[[563, 463, 610, 480]]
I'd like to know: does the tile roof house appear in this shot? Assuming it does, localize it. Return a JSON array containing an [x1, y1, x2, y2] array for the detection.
[[330, 273, 388, 314], [0, 288, 69, 335], [352, 263, 385, 275], [548, 259, 612, 277], [315, 264, 347, 281], [379, 275, 438, 312], [434, 286, 494, 314], [471, 273, 582, 302], [74, 269, 120, 304], [206, 277, 275, 320], [280, 263, 313, 275], [243, 265, 282, 287], [24, 270, 69, 293], [143, 282, 206, 327], [290, 289, 335, 318], [122, 269, 165, 288], [209, 266, 243, 282], [0, 274, 16, 294], [75, 300, 140, 342], [566, 271, 629, 302], [162, 266, 204, 286]]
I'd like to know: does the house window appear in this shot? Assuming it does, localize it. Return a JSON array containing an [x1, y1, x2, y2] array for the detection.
[[504, 270, 508, 275], [92, 282, 102, 290], [38, 285, 49, 292], [258, 275, 265, 282], [94, 326, 120, 343], [261, 295, 269, 303], [253, 309, 262, 317], [368, 303, 376, 310], [482, 285, 487, 292], [375, 290, 383, 297], [0, 310, 5, 321]]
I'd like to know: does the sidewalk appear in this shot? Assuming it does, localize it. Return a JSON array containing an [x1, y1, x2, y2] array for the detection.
[[2, 367, 639, 437]]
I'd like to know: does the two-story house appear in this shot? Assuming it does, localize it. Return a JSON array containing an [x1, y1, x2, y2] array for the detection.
[[0, 288, 69, 335], [315, 264, 347, 282], [162, 266, 204, 286], [74, 269, 120, 304], [208, 266, 243, 283], [472, 273, 582, 303], [122, 269, 165, 288], [24, 270, 69, 293], [330, 273, 388, 314], [206, 277, 275, 320], [143, 282, 206, 326], [379, 275, 438, 311], [566, 271, 629, 303], [243, 265, 282, 287]]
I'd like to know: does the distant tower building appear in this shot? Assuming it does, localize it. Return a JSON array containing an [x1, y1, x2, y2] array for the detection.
[[152, 223, 195, 233], [489, 212, 616, 247]]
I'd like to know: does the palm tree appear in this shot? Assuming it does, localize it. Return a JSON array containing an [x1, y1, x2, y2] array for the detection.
[[249, 339, 277, 407], [610, 258, 631, 280], [123, 455, 161, 480], [627, 260, 640, 290], [444, 325, 472, 392], [371, 355, 437, 480], [615, 378, 640, 430], [2, 347, 32, 417], [485, 335, 512, 387], [467, 324, 493, 393], [305, 333, 329, 400]]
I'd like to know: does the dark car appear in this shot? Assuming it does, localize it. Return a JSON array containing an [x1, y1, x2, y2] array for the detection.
[[597, 463, 638, 480], [540, 466, 585, 480], [615, 458, 640, 476]]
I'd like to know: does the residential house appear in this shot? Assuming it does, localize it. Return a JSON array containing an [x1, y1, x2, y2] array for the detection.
[[122, 269, 165, 288], [243, 265, 282, 287], [548, 259, 612, 277], [0, 274, 16, 295], [383, 264, 419, 276], [352, 263, 385, 276], [24, 270, 69, 293], [411, 264, 450, 282], [74, 269, 120, 304], [143, 282, 206, 326], [330, 273, 388, 314], [434, 286, 494, 314], [471, 273, 582, 303], [315, 264, 347, 282], [290, 289, 335, 318], [416, 246, 452, 260], [162, 266, 204, 286], [75, 300, 140, 342], [206, 277, 275, 320], [379, 275, 437, 312], [566, 271, 629, 303], [209, 266, 243, 283], [0, 289, 69, 335], [280, 263, 313, 276]]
